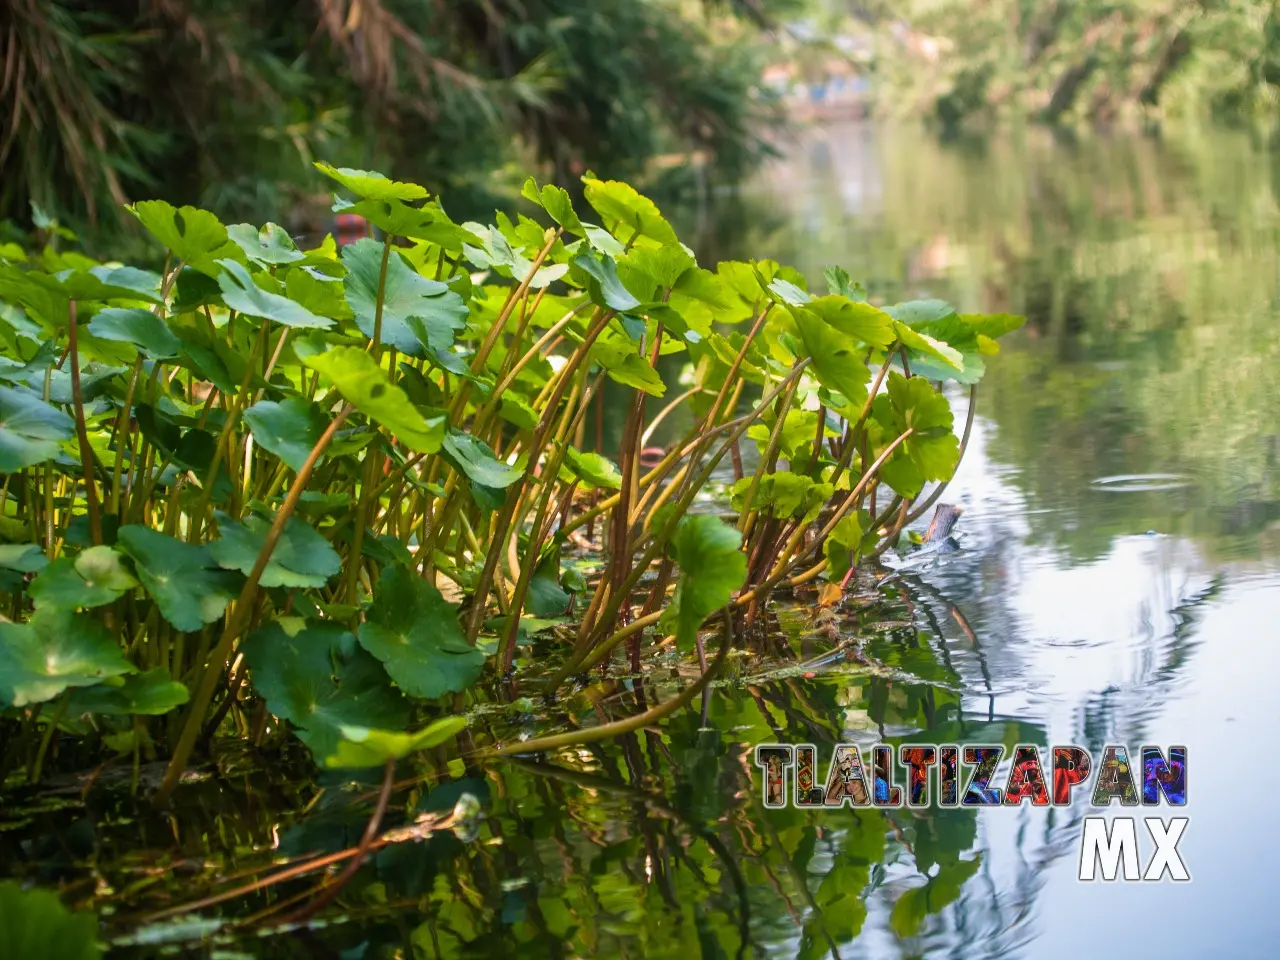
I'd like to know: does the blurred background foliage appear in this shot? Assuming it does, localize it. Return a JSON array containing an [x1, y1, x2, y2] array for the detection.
[[862, 0, 1280, 129], [0, 0, 811, 249]]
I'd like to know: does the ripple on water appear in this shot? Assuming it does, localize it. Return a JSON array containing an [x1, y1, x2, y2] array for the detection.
[[1090, 473, 1192, 493]]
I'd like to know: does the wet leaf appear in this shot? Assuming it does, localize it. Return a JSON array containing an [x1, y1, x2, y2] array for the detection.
[[87, 307, 181, 359], [323, 717, 468, 769], [215, 260, 331, 328], [0, 386, 74, 472], [244, 398, 328, 472], [210, 512, 341, 588], [0, 880, 101, 960], [660, 515, 747, 652], [67, 669, 189, 716], [304, 346, 445, 453], [358, 566, 485, 699], [0, 607, 134, 707], [117, 526, 241, 632]]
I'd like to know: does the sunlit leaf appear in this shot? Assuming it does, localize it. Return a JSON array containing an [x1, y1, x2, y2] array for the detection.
[[659, 514, 746, 652], [342, 238, 467, 356], [0, 607, 133, 707], [226, 222, 304, 267], [127, 200, 237, 274], [117, 526, 241, 632], [244, 398, 329, 473], [216, 260, 331, 328], [324, 717, 468, 769], [210, 512, 341, 589], [314, 163, 429, 202], [28, 546, 137, 609], [304, 346, 445, 453], [87, 307, 181, 359]]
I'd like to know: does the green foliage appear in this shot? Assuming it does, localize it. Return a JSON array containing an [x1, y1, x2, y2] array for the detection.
[[0, 881, 101, 960], [2, 1, 790, 244], [0, 163, 1017, 789], [876, 0, 1280, 125]]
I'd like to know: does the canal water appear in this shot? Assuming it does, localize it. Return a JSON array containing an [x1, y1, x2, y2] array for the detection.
[[10, 123, 1280, 958]]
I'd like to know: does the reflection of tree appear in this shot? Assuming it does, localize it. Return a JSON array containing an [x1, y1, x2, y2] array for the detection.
[[716, 123, 1280, 565]]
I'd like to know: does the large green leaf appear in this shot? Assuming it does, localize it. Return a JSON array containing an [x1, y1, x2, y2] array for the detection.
[[304, 346, 445, 453], [342, 239, 467, 356], [789, 305, 871, 405], [216, 260, 331, 329], [0, 607, 134, 707], [573, 252, 642, 312], [67, 668, 189, 716], [127, 200, 237, 274], [562, 447, 622, 490], [87, 307, 181, 359], [116, 526, 241, 632], [0, 386, 74, 472], [806, 295, 895, 349], [244, 398, 329, 473], [210, 512, 341, 589], [441, 431, 523, 491], [315, 164, 429, 202], [357, 566, 485, 699], [226, 223, 304, 267], [323, 717, 467, 769], [871, 372, 960, 499], [241, 618, 409, 761], [28, 546, 137, 609], [659, 514, 747, 652], [0, 881, 101, 960], [582, 178, 678, 247]]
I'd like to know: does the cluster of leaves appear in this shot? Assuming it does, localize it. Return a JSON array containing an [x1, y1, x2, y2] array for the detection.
[[0, 0, 796, 245], [0, 161, 1020, 795], [867, 0, 1280, 127]]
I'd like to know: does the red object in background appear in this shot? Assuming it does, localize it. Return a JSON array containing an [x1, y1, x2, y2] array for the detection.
[[334, 213, 371, 246]]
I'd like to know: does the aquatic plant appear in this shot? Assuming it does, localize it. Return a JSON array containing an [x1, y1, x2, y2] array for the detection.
[[0, 166, 1022, 802]]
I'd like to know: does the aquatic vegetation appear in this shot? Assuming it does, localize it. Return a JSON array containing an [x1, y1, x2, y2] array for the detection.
[[0, 166, 1022, 804]]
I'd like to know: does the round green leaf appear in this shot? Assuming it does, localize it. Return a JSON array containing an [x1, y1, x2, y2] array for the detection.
[[244, 398, 329, 473], [67, 668, 189, 716], [0, 385, 74, 472], [0, 607, 134, 707], [357, 566, 485, 700], [210, 512, 341, 588], [87, 307, 182, 359], [117, 526, 241, 632]]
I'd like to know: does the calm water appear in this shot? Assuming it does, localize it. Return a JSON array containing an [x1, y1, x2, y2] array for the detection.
[[9, 124, 1280, 958]]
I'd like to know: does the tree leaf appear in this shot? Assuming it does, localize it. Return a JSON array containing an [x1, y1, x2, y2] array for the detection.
[[87, 307, 181, 359], [659, 515, 747, 652], [67, 668, 189, 716], [226, 223, 304, 267], [342, 239, 467, 356], [0, 386, 74, 472], [244, 398, 329, 473], [117, 526, 241, 632], [28, 546, 137, 609], [0, 607, 134, 707], [323, 717, 468, 769], [304, 346, 445, 453], [358, 566, 486, 700], [210, 512, 341, 589], [216, 259, 332, 329], [0, 880, 101, 960], [314, 164, 429, 202]]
